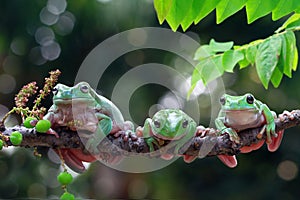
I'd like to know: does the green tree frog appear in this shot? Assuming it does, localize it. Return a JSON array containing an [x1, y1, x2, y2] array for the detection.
[[44, 82, 134, 172], [137, 109, 198, 162], [215, 93, 284, 168]]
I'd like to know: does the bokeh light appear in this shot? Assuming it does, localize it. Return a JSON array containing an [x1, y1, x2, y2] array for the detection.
[[277, 160, 298, 181], [0, 74, 16, 94], [40, 7, 59, 26], [35, 26, 55, 46], [158, 91, 183, 109], [47, 0, 67, 15], [54, 12, 75, 36], [10, 37, 27, 56], [29, 47, 47, 65], [27, 183, 47, 198], [127, 29, 148, 47], [3, 55, 21, 75], [128, 179, 148, 199], [41, 41, 61, 61]]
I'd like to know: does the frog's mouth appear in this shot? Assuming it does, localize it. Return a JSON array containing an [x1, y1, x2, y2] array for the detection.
[[224, 108, 258, 113], [152, 131, 186, 140], [54, 98, 94, 104]]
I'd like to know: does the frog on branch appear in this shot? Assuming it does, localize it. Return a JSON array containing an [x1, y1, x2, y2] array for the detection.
[[137, 109, 198, 162], [215, 93, 284, 168], [43, 82, 134, 172]]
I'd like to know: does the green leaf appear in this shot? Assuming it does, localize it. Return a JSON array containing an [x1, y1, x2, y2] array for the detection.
[[292, 47, 298, 71], [165, 0, 193, 31], [188, 68, 202, 98], [181, 0, 204, 31], [245, 45, 257, 64], [238, 50, 250, 69], [270, 66, 284, 88], [222, 50, 244, 72], [255, 35, 282, 89], [209, 39, 234, 53], [193, 55, 224, 85], [281, 31, 296, 77], [293, 1, 300, 13], [271, 44, 285, 87], [246, 0, 280, 23], [194, 45, 213, 60], [276, 13, 300, 33], [216, 0, 247, 24], [272, 0, 299, 20], [194, 0, 221, 24], [154, 0, 173, 24]]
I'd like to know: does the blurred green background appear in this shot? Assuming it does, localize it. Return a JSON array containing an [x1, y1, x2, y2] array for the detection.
[[0, 0, 300, 199]]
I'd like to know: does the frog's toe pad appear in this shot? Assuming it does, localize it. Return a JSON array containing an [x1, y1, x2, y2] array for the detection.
[[217, 155, 237, 168], [267, 130, 284, 152], [160, 154, 174, 160], [183, 155, 197, 163]]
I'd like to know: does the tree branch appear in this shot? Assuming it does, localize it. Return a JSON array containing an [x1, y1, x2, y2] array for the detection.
[[1, 110, 299, 158]]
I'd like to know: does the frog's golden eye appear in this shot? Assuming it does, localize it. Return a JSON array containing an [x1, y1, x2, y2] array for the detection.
[[153, 120, 161, 128], [246, 94, 254, 104], [182, 120, 188, 128], [219, 96, 226, 105], [80, 85, 89, 93], [52, 88, 58, 95]]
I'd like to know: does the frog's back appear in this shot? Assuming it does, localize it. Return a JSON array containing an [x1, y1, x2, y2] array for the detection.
[[93, 91, 125, 124]]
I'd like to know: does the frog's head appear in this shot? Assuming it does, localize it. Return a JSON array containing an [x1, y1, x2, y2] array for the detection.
[[52, 82, 95, 105], [150, 109, 193, 140], [219, 93, 258, 111]]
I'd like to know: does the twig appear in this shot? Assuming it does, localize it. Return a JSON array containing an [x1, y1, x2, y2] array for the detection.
[[1, 110, 299, 157]]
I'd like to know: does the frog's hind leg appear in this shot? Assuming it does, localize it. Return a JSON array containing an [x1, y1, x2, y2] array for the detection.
[[240, 140, 265, 153], [217, 155, 237, 168], [55, 149, 87, 173], [267, 130, 284, 152]]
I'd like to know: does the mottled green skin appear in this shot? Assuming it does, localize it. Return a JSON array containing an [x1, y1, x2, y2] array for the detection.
[[139, 109, 197, 155], [215, 93, 276, 144], [44, 82, 134, 153]]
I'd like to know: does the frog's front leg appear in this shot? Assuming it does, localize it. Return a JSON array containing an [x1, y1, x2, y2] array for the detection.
[[137, 119, 160, 152], [85, 114, 113, 154], [174, 121, 197, 155], [175, 122, 198, 163], [42, 110, 59, 138], [260, 104, 276, 144], [215, 117, 240, 144]]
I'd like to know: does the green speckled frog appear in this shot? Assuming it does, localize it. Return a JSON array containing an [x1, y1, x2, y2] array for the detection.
[[137, 109, 197, 162], [215, 93, 284, 167], [44, 82, 134, 172]]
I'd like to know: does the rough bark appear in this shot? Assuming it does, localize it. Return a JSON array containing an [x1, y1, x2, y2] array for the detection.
[[1, 110, 299, 158]]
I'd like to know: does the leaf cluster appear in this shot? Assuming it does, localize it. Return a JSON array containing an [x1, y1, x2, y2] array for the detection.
[[188, 14, 300, 97], [154, 0, 300, 31]]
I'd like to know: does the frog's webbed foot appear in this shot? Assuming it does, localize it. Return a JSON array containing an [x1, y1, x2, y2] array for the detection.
[[266, 110, 294, 152], [145, 137, 159, 152], [220, 128, 240, 144], [217, 155, 237, 168], [265, 122, 276, 144]]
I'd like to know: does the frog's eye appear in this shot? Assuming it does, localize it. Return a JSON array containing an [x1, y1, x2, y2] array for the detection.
[[182, 120, 189, 128], [246, 94, 254, 104], [80, 85, 89, 93], [219, 96, 226, 105], [52, 88, 58, 95], [153, 120, 161, 128]]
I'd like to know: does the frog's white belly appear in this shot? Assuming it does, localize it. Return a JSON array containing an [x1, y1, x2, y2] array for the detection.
[[224, 110, 265, 131]]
